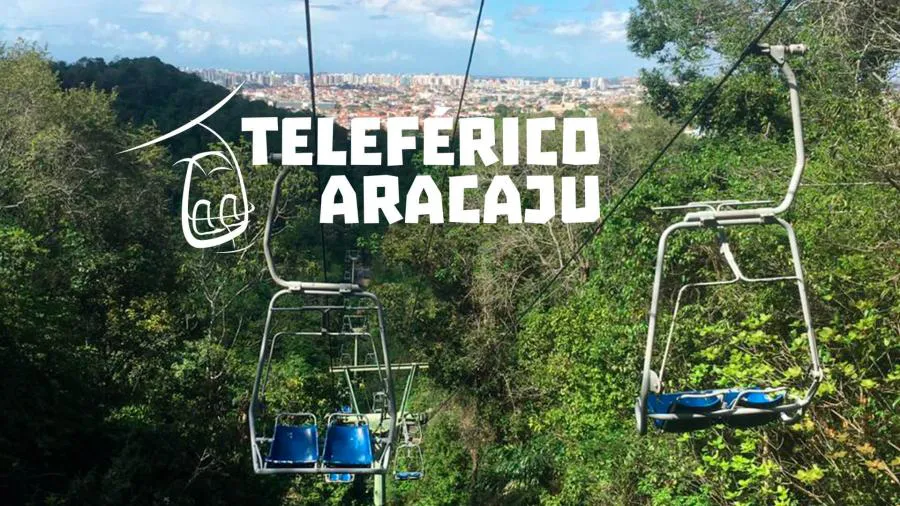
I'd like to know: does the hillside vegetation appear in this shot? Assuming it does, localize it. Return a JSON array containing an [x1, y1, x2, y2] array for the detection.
[[1, 0, 899, 504]]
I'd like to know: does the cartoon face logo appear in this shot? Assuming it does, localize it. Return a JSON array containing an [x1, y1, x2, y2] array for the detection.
[[120, 84, 254, 252]]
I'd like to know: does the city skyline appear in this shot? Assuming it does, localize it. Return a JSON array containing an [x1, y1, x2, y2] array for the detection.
[[184, 66, 640, 82], [2, 0, 649, 78], [185, 65, 644, 130]]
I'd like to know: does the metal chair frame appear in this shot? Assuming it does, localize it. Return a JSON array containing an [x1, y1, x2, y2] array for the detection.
[[249, 166, 397, 473], [393, 441, 425, 481], [635, 44, 825, 434]]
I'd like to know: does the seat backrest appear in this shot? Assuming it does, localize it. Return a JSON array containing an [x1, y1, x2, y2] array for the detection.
[[322, 423, 373, 466], [269, 424, 319, 464]]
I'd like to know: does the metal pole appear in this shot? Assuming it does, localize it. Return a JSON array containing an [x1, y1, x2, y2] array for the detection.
[[374, 473, 385, 505]]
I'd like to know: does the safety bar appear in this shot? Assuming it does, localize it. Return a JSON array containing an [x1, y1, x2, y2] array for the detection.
[[676, 391, 722, 401], [653, 200, 773, 212], [723, 387, 787, 410], [657, 227, 804, 385], [329, 363, 431, 373], [271, 304, 379, 312]]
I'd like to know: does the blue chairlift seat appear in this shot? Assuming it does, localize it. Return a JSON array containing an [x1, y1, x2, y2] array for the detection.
[[266, 423, 319, 468], [395, 471, 423, 481], [647, 391, 722, 432], [649, 388, 789, 432], [322, 420, 374, 467], [325, 473, 354, 483]]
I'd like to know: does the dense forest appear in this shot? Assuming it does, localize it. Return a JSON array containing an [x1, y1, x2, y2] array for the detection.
[[2, 0, 899, 504]]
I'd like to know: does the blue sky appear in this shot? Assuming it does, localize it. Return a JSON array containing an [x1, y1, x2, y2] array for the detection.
[[2, 0, 648, 78]]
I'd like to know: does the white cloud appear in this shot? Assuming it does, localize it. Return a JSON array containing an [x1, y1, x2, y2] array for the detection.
[[591, 11, 630, 42], [176, 28, 231, 52], [138, 0, 176, 15], [499, 38, 545, 60], [424, 13, 493, 41], [355, 0, 490, 42], [551, 11, 629, 42], [511, 4, 540, 20], [237, 38, 298, 55], [552, 22, 585, 36], [371, 0, 474, 15], [286, 2, 340, 22], [323, 42, 353, 60], [138, 0, 245, 25], [361, 0, 392, 9], [177, 28, 212, 51], [88, 18, 168, 50], [367, 49, 411, 63], [1, 28, 44, 42], [135, 31, 168, 50]]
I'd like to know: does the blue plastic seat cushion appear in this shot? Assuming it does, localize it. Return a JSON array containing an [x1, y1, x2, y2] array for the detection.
[[647, 391, 722, 415], [323, 423, 374, 467], [737, 390, 785, 409], [266, 424, 319, 467], [395, 471, 423, 481], [647, 391, 722, 432]]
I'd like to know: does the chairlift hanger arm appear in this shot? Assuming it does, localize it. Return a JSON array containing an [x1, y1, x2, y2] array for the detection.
[[685, 43, 807, 222], [262, 163, 358, 292]]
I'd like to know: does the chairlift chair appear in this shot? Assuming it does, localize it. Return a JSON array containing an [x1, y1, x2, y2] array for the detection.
[[322, 413, 375, 467], [393, 442, 425, 481], [265, 413, 319, 468], [249, 166, 398, 474], [338, 341, 353, 366], [401, 414, 424, 446], [635, 43, 824, 435], [343, 314, 368, 333], [372, 391, 388, 414]]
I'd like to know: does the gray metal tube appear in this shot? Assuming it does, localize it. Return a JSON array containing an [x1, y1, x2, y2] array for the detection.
[[249, 288, 292, 471], [776, 217, 823, 377], [359, 291, 396, 469], [263, 168, 291, 289], [685, 59, 806, 222], [263, 166, 362, 293], [638, 220, 701, 431], [771, 61, 805, 214]]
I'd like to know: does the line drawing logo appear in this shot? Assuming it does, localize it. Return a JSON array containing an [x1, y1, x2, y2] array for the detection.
[[120, 83, 254, 253]]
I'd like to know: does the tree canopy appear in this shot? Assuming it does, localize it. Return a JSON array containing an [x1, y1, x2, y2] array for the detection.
[[2, 0, 899, 501]]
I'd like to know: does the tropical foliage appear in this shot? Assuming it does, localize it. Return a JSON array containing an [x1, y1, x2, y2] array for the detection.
[[1, 0, 898, 503]]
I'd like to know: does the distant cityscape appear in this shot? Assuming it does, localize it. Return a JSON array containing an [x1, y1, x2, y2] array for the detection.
[[184, 67, 645, 128]]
